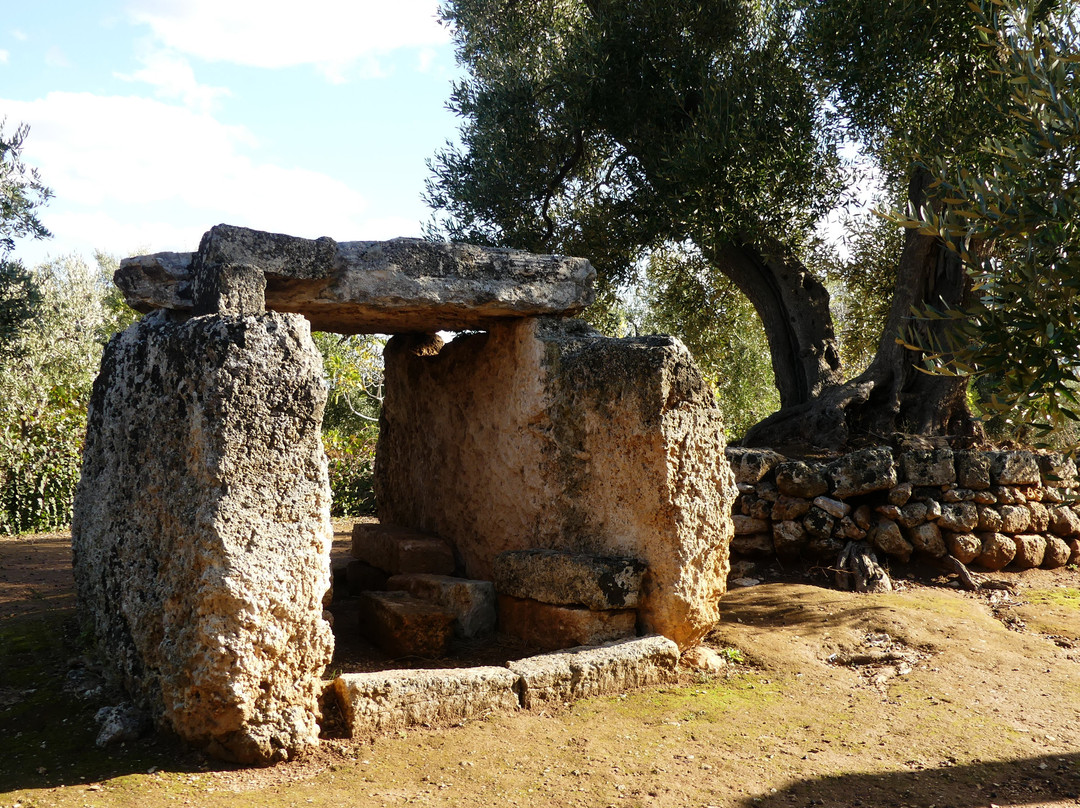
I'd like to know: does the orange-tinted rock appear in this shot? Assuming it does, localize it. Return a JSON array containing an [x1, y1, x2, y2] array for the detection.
[[497, 594, 636, 651], [358, 591, 454, 658], [351, 523, 454, 575]]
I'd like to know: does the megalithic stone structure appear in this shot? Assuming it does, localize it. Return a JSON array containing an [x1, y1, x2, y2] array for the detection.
[[75, 222, 735, 765]]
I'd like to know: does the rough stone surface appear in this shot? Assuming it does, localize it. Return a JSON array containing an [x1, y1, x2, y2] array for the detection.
[[725, 448, 784, 484], [828, 447, 897, 499], [956, 451, 992, 490], [351, 524, 455, 575], [680, 646, 728, 674], [492, 549, 646, 610], [907, 522, 946, 558], [375, 318, 735, 650], [117, 224, 596, 333], [71, 310, 334, 765], [1038, 452, 1078, 487], [1028, 502, 1051, 533], [1069, 539, 1080, 566], [497, 595, 636, 651], [1049, 506, 1080, 538], [977, 533, 1017, 570], [1042, 536, 1072, 569], [947, 533, 982, 565], [813, 496, 850, 519], [1012, 534, 1047, 569], [938, 502, 978, 533], [771, 495, 812, 522], [508, 636, 679, 709], [999, 505, 1031, 534], [358, 591, 455, 658], [900, 449, 955, 487], [772, 521, 808, 559], [871, 519, 912, 562], [333, 667, 519, 736], [887, 483, 914, 506], [775, 461, 829, 498], [977, 505, 1004, 533], [730, 533, 775, 558], [386, 574, 497, 638], [802, 507, 835, 540], [991, 452, 1042, 486], [733, 515, 771, 536], [898, 502, 928, 528]]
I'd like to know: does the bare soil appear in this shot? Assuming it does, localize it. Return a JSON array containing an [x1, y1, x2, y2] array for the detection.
[[2, 521, 1080, 808]]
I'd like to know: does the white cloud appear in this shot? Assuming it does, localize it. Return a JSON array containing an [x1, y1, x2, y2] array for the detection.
[[116, 50, 230, 113], [128, 0, 449, 80], [0, 50, 8, 64], [2, 91, 373, 255], [12, 29, 27, 41], [45, 46, 70, 68]]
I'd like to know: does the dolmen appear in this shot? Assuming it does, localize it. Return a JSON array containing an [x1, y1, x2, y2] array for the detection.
[[72, 224, 736, 764]]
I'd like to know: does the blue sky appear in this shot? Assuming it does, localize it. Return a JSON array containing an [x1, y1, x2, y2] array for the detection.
[[3, 1, 464, 266]]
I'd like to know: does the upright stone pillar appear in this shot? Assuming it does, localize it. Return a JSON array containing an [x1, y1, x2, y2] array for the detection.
[[72, 308, 334, 764]]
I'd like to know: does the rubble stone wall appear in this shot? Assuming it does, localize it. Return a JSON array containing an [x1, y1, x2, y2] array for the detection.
[[727, 446, 1080, 571]]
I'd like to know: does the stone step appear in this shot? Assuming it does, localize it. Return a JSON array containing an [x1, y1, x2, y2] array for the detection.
[[334, 667, 520, 735], [492, 548, 646, 610], [508, 636, 679, 709], [352, 523, 455, 575], [386, 574, 496, 639], [358, 591, 455, 658], [345, 559, 389, 596], [497, 594, 636, 651]]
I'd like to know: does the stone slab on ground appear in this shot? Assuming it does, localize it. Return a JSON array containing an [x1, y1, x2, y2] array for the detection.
[[386, 574, 496, 638], [333, 667, 520, 736], [492, 549, 646, 610], [507, 635, 680, 709], [352, 523, 455, 576], [358, 591, 455, 658], [116, 224, 596, 333]]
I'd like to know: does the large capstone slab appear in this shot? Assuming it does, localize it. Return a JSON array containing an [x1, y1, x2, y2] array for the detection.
[[115, 224, 596, 333], [375, 317, 736, 650], [71, 309, 334, 765]]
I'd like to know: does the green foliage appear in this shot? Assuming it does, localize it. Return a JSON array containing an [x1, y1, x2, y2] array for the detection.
[[893, 0, 1080, 441], [0, 254, 134, 533], [0, 119, 51, 258], [312, 332, 384, 515], [323, 426, 378, 517]]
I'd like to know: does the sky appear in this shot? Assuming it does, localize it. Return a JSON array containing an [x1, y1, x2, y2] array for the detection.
[[2, 0, 464, 267]]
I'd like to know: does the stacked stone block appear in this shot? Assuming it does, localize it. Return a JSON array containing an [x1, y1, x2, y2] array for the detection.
[[728, 446, 1080, 571]]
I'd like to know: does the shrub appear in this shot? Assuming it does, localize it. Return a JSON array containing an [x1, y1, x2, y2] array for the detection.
[[324, 426, 378, 517]]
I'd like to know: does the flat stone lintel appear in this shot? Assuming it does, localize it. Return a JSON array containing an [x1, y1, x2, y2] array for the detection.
[[116, 224, 595, 333]]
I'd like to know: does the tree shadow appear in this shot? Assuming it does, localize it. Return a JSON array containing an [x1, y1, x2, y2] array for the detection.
[[733, 753, 1080, 808]]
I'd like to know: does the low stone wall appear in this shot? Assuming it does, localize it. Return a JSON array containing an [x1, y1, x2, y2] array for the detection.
[[727, 446, 1080, 570]]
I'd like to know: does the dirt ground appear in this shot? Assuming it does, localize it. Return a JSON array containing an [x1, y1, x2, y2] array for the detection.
[[2, 521, 1080, 808]]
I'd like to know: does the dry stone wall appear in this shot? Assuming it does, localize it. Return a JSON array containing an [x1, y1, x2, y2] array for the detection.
[[727, 446, 1080, 571]]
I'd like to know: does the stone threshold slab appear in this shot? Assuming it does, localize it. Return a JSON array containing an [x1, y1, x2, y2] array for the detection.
[[332, 635, 680, 736]]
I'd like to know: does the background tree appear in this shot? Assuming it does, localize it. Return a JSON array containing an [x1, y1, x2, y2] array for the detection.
[[427, 0, 1060, 450]]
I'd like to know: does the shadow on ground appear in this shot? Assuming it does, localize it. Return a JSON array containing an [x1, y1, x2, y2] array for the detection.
[[734, 752, 1080, 808]]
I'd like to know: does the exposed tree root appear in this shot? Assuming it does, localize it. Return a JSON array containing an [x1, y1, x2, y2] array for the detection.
[[940, 554, 1017, 593], [834, 541, 893, 593]]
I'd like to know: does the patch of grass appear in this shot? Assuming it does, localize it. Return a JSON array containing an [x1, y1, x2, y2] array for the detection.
[[1024, 588, 1080, 609]]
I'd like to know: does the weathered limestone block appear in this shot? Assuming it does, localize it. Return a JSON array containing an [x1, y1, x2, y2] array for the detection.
[[947, 533, 982, 565], [375, 318, 735, 650], [813, 496, 850, 519], [386, 574, 497, 638], [802, 507, 834, 539], [956, 451, 992, 490], [888, 483, 914, 506], [508, 636, 679, 709], [71, 310, 334, 765], [977, 533, 1017, 570], [991, 451, 1042, 486], [333, 667, 519, 736], [977, 505, 1004, 532], [772, 520, 808, 559], [731, 532, 775, 557], [492, 549, 646, 610], [999, 504, 1031, 534], [1049, 506, 1080, 538], [908, 522, 946, 558], [1027, 502, 1051, 533], [725, 447, 784, 484], [733, 515, 770, 536], [117, 224, 596, 333], [898, 502, 928, 528], [352, 524, 455, 575], [497, 595, 637, 650], [358, 591, 455, 658], [775, 461, 829, 498], [771, 495, 811, 521], [742, 496, 773, 519], [1043, 536, 1072, 569], [871, 519, 912, 562], [1012, 534, 1047, 569], [900, 448, 955, 486], [1038, 452, 1078, 487], [938, 502, 978, 533], [828, 447, 897, 499]]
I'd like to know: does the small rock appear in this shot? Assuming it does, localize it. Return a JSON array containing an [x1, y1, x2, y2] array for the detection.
[[1049, 506, 1080, 537], [680, 646, 729, 673], [938, 502, 978, 533], [829, 447, 897, 499], [733, 514, 771, 535], [973, 490, 997, 505], [730, 577, 762, 588], [1027, 502, 1050, 532], [870, 519, 912, 562], [887, 483, 914, 506], [94, 704, 151, 748], [813, 496, 850, 519], [772, 521, 808, 559], [802, 507, 835, 540], [999, 504, 1031, 534], [1042, 536, 1071, 569], [839, 516, 866, 540], [771, 495, 812, 522], [947, 532, 982, 565], [876, 504, 902, 521], [977, 532, 1017, 570], [898, 502, 928, 529], [1011, 534, 1048, 569], [775, 461, 829, 498], [977, 505, 1004, 532], [853, 504, 875, 531], [925, 499, 942, 520], [731, 532, 775, 558], [908, 522, 946, 558]]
